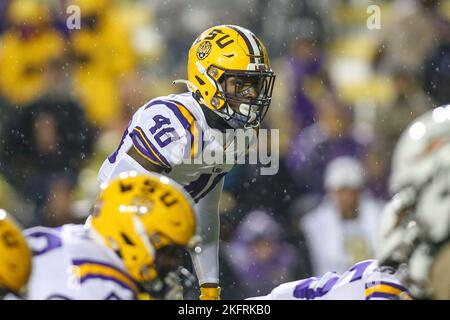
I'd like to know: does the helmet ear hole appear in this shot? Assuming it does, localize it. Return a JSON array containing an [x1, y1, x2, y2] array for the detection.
[[194, 75, 206, 86]]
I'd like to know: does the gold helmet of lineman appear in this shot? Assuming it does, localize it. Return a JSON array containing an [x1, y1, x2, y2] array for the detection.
[[90, 172, 199, 295], [184, 25, 276, 129], [0, 209, 32, 297]]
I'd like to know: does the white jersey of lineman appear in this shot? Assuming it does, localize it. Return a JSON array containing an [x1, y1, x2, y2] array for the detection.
[[98, 92, 251, 204], [248, 260, 411, 300], [24, 224, 139, 300]]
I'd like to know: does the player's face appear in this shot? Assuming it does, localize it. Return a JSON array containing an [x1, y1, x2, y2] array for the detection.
[[223, 75, 261, 112]]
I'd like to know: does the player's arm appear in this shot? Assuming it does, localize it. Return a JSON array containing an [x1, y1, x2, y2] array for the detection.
[[190, 178, 224, 300], [127, 146, 165, 173], [107, 146, 165, 180]]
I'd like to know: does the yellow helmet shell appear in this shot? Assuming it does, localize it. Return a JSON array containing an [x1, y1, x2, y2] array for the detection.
[[187, 25, 271, 111], [0, 209, 32, 294], [91, 172, 197, 283]]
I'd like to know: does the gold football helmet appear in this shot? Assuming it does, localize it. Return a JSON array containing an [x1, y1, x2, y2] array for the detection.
[[183, 25, 275, 128], [90, 172, 199, 297], [0, 209, 32, 297]]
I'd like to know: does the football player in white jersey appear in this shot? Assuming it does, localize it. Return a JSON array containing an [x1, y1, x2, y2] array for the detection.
[[249, 105, 450, 300], [0, 209, 32, 299], [97, 25, 276, 299], [247, 259, 410, 300], [25, 172, 201, 300], [376, 105, 450, 299]]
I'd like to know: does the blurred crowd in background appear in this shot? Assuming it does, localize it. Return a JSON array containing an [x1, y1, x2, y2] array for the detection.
[[1, 0, 450, 299]]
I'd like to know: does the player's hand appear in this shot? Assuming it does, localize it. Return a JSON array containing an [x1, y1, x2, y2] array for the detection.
[[199, 285, 221, 300]]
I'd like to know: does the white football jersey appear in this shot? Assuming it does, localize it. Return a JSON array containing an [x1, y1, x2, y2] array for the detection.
[[248, 260, 411, 300], [97, 92, 257, 285], [24, 224, 139, 300], [98, 92, 254, 203]]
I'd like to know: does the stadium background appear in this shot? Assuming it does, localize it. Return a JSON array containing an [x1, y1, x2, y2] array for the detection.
[[0, 0, 449, 299]]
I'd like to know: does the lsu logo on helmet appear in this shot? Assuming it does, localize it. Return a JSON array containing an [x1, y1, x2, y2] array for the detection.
[[197, 41, 212, 60]]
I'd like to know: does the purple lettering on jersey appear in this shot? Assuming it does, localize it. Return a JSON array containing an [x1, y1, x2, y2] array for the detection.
[[293, 275, 339, 299], [293, 278, 316, 299], [349, 260, 373, 282], [293, 261, 375, 299], [149, 114, 178, 148], [147, 100, 196, 154], [26, 230, 62, 256], [154, 127, 176, 148], [149, 115, 171, 134], [321, 275, 340, 293]]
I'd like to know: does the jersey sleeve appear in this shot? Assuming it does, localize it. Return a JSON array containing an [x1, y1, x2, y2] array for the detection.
[[129, 99, 200, 172]]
